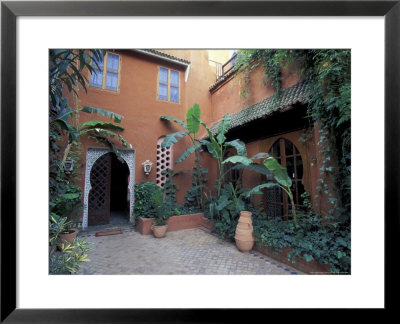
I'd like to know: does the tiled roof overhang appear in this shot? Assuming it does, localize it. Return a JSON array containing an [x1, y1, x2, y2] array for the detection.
[[131, 49, 191, 66], [208, 80, 311, 136]]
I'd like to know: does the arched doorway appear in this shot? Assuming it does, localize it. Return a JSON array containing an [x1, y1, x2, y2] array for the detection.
[[83, 148, 135, 229], [265, 138, 305, 220], [87, 152, 130, 226]]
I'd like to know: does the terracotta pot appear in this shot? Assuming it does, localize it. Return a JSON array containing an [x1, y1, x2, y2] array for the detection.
[[58, 228, 79, 250], [234, 211, 254, 252], [235, 238, 254, 253], [152, 224, 168, 238]]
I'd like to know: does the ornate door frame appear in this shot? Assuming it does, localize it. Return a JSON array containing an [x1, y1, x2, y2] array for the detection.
[[82, 147, 135, 229]]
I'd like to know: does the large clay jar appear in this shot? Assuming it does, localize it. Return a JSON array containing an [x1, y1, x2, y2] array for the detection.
[[234, 211, 254, 252]]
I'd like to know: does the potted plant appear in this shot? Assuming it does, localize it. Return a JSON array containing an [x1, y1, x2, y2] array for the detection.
[[59, 224, 79, 248], [50, 213, 79, 250], [151, 187, 170, 238], [50, 213, 78, 251]]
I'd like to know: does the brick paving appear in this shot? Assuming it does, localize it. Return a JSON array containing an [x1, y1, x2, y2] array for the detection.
[[76, 226, 303, 275]]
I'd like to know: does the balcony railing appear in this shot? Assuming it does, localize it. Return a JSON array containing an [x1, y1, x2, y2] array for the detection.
[[216, 53, 237, 81]]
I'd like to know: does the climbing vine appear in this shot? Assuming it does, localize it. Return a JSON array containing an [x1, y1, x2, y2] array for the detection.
[[234, 50, 351, 273], [235, 49, 351, 223]]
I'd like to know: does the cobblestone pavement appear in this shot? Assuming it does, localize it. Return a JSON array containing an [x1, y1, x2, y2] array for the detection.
[[76, 226, 303, 275]]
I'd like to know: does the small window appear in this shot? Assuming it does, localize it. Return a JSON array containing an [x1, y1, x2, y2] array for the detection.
[[90, 52, 120, 91], [158, 67, 180, 103]]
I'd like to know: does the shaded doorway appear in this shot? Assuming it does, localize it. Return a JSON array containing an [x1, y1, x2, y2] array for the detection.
[[88, 152, 130, 226], [109, 153, 130, 225]]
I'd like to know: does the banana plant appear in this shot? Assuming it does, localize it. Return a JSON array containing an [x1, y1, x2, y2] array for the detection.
[[51, 105, 131, 167], [244, 156, 298, 227], [196, 113, 232, 198], [160, 104, 206, 209]]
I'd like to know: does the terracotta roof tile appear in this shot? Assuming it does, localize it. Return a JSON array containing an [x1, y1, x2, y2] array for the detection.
[[140, 49, 191, 65], [208, 80, 311, 136]]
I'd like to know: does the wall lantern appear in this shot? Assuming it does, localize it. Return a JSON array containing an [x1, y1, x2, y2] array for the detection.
[[64, 158, 74, 174], [142, 160, 153, 176]]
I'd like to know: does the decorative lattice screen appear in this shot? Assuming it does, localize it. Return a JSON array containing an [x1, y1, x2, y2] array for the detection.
[[156, 137, 172, 187], [88, 153, 111, 226]]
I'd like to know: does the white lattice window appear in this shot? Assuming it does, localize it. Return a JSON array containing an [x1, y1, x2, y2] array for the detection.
[[156, 137, 172, 187]]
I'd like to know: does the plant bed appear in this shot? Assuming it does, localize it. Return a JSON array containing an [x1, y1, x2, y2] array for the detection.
[[137, 213, 207, 235], [253, 244, 331, 274]]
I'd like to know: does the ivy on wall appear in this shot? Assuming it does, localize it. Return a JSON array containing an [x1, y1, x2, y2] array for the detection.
[[235, 49, 351, 222], [233, 50, 351, 273]]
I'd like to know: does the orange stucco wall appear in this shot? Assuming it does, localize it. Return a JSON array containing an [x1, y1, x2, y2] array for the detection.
[[71, 50, 229, 205], [67, 49, 334, 218], [210, 61, 303, 123], [209, 59, 334, 215]]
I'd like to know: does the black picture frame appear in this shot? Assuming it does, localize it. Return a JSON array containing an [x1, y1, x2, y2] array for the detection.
[[1, 0, 399, 322]]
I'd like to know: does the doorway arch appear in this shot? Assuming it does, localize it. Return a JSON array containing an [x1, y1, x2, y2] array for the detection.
[[82, 147, 135, 229]]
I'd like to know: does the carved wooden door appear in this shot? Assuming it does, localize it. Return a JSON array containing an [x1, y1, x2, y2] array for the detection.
[[88, 153, 112, 226]]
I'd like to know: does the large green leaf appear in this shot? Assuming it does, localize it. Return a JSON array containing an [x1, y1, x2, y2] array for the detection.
[[52, 119, 79, 144], [62, 193, 80, 200], [222, 155, 253, 166], [244, 182, 279, 197], [175, 143, 202, 164], [264, 157, 292, 187], [81, 106, 122, 123], [218, 114, 231, 136], [186, 104, 201, 134], [232, 163, 272, 177], [160, 115, 188, 131], [217, 114, 231, 144], [198, 119, 219, 147], [161, 131, 188, 148], [79, 128, 131, 148], [216, 194, 231, 211], [224, 139, 247, 156], [78, 120, 124, 131], [198, 139, 220, 160], [249, 152, 269, 161]]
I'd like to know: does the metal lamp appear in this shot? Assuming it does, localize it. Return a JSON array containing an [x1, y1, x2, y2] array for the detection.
[[142, 160, 153, 176]]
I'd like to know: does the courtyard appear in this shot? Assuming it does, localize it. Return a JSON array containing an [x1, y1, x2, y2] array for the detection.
[[49, 49, 351, 276], [76, 226, 301, 275]]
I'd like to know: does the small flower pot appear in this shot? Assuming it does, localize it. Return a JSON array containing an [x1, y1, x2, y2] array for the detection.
[[151, 224, 168, 238], [58, 228, 79, 250]]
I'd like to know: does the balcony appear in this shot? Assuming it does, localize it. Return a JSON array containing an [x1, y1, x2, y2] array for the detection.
[[215, 53, 237, 81]]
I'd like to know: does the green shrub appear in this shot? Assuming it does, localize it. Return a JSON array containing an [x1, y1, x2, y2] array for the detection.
[[252, 209, 351, 274], [49, 238, 91, 274], [151, 187, 169, 226], [133, 182, 160, 219]]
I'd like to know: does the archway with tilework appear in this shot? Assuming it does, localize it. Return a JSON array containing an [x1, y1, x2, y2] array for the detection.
[[82, 147, 135, 229]]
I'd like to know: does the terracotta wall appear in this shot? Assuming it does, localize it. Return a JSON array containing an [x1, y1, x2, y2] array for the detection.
[[68, 50, 334, 217], [72, 50, 229, 204], [209, 60, 334, 215], [210, 61, 302, 122]]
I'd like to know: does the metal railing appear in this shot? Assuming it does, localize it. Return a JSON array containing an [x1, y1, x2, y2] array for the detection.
[[217, 53, 237, 80]]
